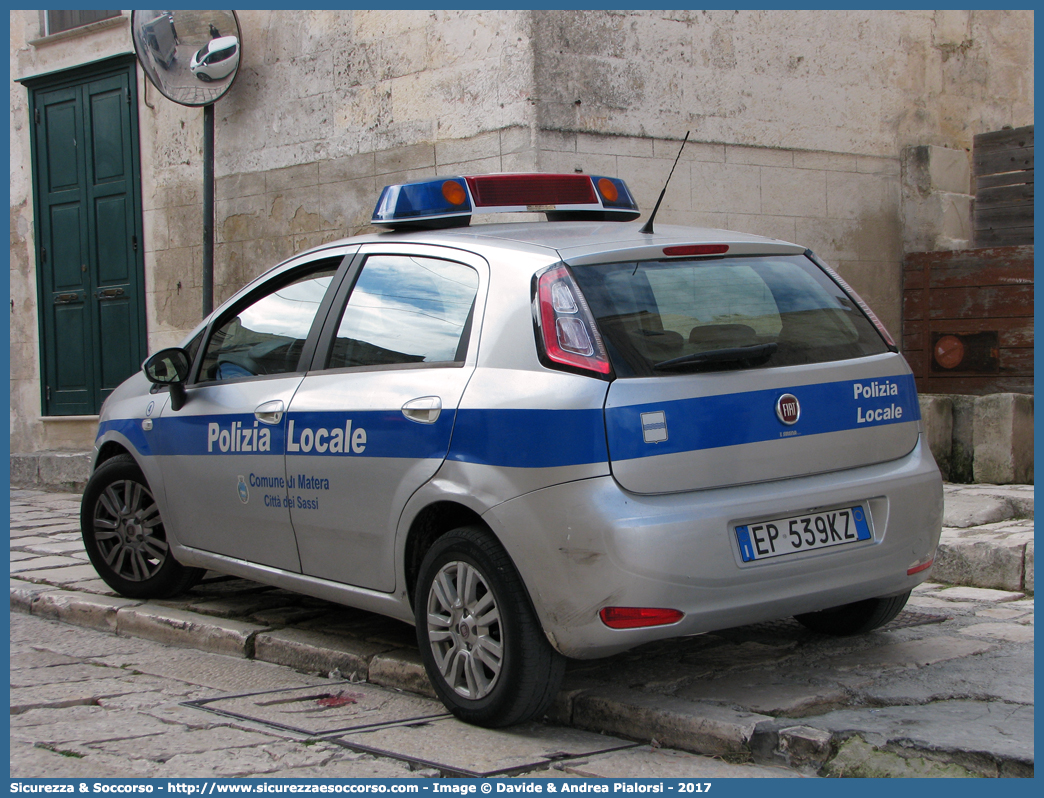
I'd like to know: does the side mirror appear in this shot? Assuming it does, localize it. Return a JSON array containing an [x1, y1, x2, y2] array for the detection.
[[143, 348, 191, 411]]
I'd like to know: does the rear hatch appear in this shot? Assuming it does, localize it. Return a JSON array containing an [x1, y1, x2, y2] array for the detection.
[[568, 251, 920, 494]]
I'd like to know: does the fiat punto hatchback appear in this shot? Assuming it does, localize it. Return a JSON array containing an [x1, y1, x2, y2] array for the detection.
[[82, 173, 943, 727]]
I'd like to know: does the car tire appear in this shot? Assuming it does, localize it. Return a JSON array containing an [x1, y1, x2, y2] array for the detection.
[[794, 591, 911, 636], [414, 526, 565, 727], [80, 454, 204, 599]]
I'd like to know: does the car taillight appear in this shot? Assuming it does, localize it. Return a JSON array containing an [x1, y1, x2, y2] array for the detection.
[[534, 265, 612, 378], [600, 607, 684, 629]]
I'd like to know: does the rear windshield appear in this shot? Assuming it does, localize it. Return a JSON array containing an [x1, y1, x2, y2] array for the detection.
[[571, 255, 889, 377]]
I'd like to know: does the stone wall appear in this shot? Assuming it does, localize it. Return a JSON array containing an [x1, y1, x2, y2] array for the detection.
[[535, 131, 903, 334], [920, 393, 1034, 484], [531, 10, 1033, 155]]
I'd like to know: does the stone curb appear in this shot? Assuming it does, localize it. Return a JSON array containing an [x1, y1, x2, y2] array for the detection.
[[569, 687, 774, 758], [31, 589, 143, 633], [254, 627, 381, 680], [934, 531, 1033, 592], [115, 604, 268, 658]]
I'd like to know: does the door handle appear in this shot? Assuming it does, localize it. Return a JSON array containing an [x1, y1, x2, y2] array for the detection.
[[255, 399, 284, 425], [95, 287, 126, 300], [402, 396, 442, 424], [54, 292, 82, 305]]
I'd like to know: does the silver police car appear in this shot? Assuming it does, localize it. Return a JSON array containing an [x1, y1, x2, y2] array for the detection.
[[82, 173, 943, 727]]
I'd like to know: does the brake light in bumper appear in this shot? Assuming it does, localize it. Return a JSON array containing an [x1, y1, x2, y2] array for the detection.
[[599, 607, 685, 629], [907, 554, 935, 576]]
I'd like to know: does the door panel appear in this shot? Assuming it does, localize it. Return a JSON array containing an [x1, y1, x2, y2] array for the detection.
[[51, 302, 90, 412], [288, 368, 474, 590], [30, 61, 145, 415], [88, 86, 126, 182], [95, 195, 129, 283], [49, 203, 86, 291], [157, 257, 349, 571], [98, 297, 136, 392], [85, 73, 141, 407], [154, 378, 304, 571], [288, 247, 486, 592], [44, 97, 80, 191], [36, 84, 93, 415]]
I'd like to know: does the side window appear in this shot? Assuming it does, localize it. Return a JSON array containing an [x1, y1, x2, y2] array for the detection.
[[326, 255, 478, 369], [184, 328, 205, 367], [198, 264, 338, 383]]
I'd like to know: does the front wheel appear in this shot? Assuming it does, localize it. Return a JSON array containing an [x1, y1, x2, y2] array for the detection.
[[415, 526, 565, 727], [80, 454, 204, 599], [795, 591, 911, 636]]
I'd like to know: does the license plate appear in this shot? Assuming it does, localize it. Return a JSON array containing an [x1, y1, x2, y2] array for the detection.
[[735, 506, 872, 563]]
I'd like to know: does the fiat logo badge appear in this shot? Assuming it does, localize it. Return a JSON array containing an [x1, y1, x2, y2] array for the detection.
[[776, 393, 800, 425]]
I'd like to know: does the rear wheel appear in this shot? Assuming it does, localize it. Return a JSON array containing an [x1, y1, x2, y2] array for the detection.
[[795, 591, 911, 636], [415, 526, 565, 727], [80, 454, 204, 599]]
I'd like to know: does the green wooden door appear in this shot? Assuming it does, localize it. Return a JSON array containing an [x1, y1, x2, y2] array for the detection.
[[30, 62, 145, 415]]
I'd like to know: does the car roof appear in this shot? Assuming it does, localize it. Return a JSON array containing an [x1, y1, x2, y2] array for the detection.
[[208, 36, 238, 50], [297, 221, 807, 265]]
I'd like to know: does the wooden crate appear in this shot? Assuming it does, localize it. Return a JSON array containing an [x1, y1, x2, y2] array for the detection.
[[973, 126, 1034, 247], [902, 246, 1033, 395]]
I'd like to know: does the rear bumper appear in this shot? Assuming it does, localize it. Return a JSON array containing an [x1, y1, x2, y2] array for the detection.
[[484, 435, 943, 658]]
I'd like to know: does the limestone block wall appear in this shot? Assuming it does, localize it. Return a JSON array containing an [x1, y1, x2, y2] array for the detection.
[[531, 10, 1033, 156], [144, 9, 537, 351], [177, 128, 538, 350], [536, 131, 904, 335]]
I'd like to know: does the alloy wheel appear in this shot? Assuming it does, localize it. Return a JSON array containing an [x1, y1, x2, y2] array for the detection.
[[425, 560, 504, 700], [91, 479, 168, 582]]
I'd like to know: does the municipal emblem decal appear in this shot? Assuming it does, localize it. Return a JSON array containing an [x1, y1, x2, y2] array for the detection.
[[146, 401, 155, 417], [775, 393, 800, 426], [237, 475, 249, 504], [641, 411, 668, 443]]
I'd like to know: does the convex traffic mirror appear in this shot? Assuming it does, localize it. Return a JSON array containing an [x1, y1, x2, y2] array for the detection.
[[131, 10, 241, 106]]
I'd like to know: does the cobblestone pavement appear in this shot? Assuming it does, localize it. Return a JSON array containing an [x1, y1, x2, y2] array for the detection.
[[9, 485, 1034, 778], [12, 612, 803, 779]]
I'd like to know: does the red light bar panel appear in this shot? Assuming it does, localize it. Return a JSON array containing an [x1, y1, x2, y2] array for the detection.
[[663, 244, 730, 257], [466, 174, 597, 207]]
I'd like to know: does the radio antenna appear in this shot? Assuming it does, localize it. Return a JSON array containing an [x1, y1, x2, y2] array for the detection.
[[639, 131, 689, 235]]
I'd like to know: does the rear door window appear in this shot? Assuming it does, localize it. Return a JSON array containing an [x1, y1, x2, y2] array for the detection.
[[572, 255, 888, 377], [325, 254, 478, 370]]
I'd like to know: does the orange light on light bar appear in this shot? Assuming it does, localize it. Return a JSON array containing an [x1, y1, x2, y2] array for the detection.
[[597, 177, 619, 202], [441, 180, 467, 206]]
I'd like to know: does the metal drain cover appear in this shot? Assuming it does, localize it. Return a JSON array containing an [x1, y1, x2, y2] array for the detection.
[[183, 683, 447, 736], [330, 717, 637, 778]]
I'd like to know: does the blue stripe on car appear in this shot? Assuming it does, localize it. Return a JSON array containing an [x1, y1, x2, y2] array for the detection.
[[605, 374, 919, 462], [97, 374, 917, 468]]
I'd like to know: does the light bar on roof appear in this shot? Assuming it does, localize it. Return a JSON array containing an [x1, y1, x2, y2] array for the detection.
[[371, 173, 640, 229]]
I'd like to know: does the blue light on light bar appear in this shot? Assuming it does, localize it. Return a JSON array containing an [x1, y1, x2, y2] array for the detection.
[[371, 174, 641, 229], [371, 178, 471, 228]]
